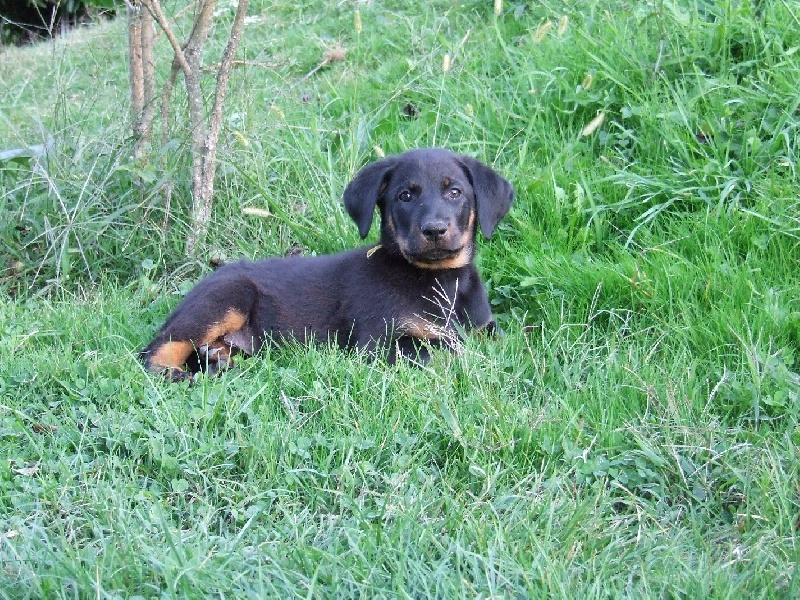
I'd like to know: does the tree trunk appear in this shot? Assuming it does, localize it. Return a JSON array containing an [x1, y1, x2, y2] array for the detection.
[[127, 1, 144, 154], [130, 0, 250, 256], [185, 0, 249, 255]]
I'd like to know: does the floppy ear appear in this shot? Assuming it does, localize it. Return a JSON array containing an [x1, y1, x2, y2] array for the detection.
[[457, 155, 514, 238], [343, 156, 397, 239]]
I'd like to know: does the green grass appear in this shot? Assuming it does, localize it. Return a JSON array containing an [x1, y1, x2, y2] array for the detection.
[[1, 0, 799, 597]]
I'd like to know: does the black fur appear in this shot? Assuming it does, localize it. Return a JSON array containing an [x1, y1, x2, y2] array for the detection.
[[140, 148, 513, 380]]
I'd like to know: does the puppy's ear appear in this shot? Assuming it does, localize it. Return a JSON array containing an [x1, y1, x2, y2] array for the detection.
[[343, 156, 396, 239], [457, 155, 514, 238]]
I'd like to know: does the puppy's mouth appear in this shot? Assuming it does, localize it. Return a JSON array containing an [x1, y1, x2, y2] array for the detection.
[[417, 246, 463, 260], [406, 245, 471, 269]]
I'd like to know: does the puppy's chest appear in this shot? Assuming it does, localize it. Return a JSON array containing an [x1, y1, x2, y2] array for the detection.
[[390, 277, 470, 327]]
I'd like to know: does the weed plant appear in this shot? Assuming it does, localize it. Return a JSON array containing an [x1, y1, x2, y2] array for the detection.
[[1, 1, 799, 597]]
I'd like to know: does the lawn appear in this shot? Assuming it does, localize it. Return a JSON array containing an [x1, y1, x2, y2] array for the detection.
[[1, 0, 799, 597]]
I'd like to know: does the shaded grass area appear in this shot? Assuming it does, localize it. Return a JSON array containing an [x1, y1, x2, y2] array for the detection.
[[1, 0, 799, 597]]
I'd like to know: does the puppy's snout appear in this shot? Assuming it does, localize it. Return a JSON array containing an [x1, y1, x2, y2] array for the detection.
[[421, 219, 448, 241]]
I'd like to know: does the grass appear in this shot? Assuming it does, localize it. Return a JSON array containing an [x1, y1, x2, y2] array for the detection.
[[1, 0, 799, 597]]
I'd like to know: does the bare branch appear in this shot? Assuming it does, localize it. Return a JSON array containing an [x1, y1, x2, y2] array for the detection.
[[159, 58, 180, 233], [184, 0, 217, 53], [206, 0, 249, 168], [141, 0, 192, 77], [202, 59, 280, 72], [186, 0, 249, 255], [128, 0, 251, 254], [139, 7, 156, 141]]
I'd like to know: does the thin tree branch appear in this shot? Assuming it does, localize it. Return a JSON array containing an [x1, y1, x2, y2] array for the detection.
[[127, 1, 144, 144], [141, 0, 192, 77], [129, 0, 251, 254], [159, 58, 180, 233], [206, 0, 249, 169], [202, 59, 280, 72]]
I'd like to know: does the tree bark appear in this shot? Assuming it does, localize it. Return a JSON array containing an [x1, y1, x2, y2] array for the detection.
[[179, 0, 216, 254], [127, 1, 144, 155], [138, 6, 156, 156], [159, 59, 180, 233]]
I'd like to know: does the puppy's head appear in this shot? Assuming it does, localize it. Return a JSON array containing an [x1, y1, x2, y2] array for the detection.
[[343, 148, 514, 269]]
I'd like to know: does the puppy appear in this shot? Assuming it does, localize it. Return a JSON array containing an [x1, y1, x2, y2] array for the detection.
[[141, 148, 513, 380]]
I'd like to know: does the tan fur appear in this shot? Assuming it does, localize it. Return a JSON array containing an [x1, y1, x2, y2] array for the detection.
[[398, 316, 446, 340], [147, 309, 247, 371], [148, 340, 195, 371], [408, 210, 476, 270]]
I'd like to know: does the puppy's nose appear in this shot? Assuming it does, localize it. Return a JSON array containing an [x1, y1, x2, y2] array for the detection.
[[421, 220, 448, 241]]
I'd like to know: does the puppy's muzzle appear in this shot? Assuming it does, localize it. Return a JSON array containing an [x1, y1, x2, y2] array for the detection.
[[421, 219, 449, 242], [414, 246, 464, 262], [410, 223, 462, 260]]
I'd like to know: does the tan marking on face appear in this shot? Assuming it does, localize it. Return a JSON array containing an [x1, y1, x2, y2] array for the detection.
[[455, 209, 476, 250], [385, 210, 397, 237], [390, 211, 418, 262], [396, 237, 412, 261], [408, 209, 475, 270], [442, 177, 451, 189], [410, 247, 472, 270]]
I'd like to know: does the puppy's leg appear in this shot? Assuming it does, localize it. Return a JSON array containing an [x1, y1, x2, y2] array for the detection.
[[141, 275, 258, 379], [391, 336, 444, 365], [142, 308, 248, 380], [196, 340, 241, 376]]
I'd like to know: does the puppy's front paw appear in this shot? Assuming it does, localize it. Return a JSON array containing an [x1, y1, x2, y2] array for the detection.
[[157, 367, 192, 383], [482, 320, 503, 336]]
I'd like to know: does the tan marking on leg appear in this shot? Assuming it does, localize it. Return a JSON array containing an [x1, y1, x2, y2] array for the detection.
[[202, 309, 247, 344], [146, 310, 248, 372], [397, 315, 461, 353], [148, 340, 195, 371], [204, 339, 234, 361]]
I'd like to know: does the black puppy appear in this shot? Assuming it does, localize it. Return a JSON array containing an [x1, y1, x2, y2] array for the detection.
[[141, 148, 513, 380]]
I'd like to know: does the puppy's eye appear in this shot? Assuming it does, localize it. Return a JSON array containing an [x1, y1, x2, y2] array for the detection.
[[447, 187, 462, 200], [398, 190, 412, 202]]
